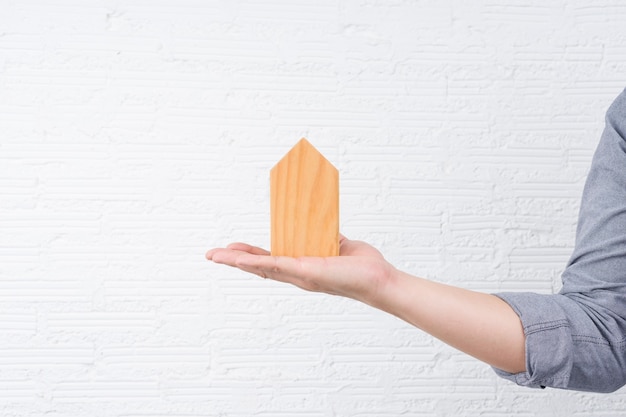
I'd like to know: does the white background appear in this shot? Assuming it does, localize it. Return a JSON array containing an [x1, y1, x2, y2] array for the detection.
[[1, 0, 626, 416]]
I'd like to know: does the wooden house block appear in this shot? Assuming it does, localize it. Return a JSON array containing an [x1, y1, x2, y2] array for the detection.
[[270, 138, 339, 257]]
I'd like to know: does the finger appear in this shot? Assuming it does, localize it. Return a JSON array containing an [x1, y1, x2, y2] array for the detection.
[[205, 247, 223, 260], [339, 237, 359, 256], [339, 234, 349, 251], [233, 261, 273, 280], [235, 254, 331, 293], [226, 242, 271, 256], [208, 248, 253, 267], [206, 242, 270, 260], [236, 254, 302, 282]]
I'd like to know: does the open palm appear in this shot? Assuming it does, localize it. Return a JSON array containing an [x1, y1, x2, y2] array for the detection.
[[206, 236, 395, 305]]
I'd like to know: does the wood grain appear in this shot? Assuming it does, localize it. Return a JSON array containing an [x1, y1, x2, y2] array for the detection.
[[270, 138, 339, 257]]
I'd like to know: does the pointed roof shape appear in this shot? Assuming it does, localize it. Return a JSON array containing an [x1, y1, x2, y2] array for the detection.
[[270, 138, 339, 257]]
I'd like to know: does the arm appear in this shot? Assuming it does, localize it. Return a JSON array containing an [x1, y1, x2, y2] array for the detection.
[[207, 236, 526, 374]]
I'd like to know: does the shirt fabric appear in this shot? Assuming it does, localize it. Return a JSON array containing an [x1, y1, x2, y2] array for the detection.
[[494, 88, 626, 393]]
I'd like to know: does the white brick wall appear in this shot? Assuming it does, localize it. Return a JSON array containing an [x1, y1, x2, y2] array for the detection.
[[1, 0, 625, 415]]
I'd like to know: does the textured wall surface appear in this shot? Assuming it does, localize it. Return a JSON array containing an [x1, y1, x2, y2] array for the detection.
[[1, 0, 626, 416]]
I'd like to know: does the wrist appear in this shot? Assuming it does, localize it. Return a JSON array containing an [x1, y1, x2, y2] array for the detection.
[[360, 261, 401, 311]]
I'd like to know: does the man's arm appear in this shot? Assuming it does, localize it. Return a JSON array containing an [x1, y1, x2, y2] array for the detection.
[[207, 236, 526, 374]]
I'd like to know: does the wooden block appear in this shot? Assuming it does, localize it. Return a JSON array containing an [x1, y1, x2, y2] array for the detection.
[[270, 138, 339, 257]]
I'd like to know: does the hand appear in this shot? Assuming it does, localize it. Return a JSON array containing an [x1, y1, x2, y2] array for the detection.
[[206, 236, 396, 306]]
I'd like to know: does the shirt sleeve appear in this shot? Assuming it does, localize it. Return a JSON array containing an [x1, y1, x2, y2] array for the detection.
[[492, 87, 626, 393]]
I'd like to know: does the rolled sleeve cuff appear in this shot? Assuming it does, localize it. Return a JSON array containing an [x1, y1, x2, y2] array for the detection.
[[492, 292, 574, 389]]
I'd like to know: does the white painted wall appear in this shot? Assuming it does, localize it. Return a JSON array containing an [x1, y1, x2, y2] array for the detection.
[[1, 1, 625, 415]]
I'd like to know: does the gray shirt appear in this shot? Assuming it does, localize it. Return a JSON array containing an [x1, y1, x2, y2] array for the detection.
[[494, 88, 626, 393]]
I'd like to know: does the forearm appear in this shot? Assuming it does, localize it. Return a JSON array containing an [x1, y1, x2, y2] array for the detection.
[[368, 268, 526, 374]]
